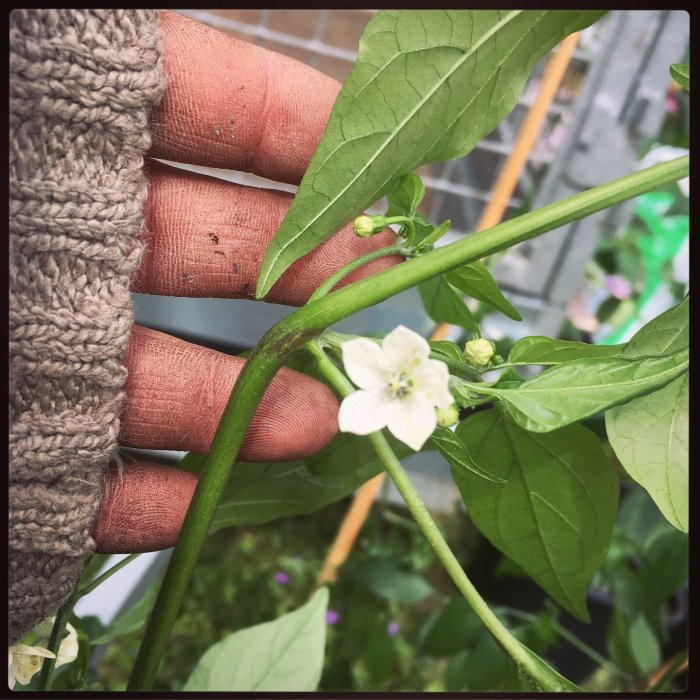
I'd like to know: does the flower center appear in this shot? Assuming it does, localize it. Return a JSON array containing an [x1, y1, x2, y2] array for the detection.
[[387, 371, 413, 398]]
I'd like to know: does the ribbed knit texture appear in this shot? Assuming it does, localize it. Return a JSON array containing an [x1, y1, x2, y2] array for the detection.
[[9, 9, 165, 644]]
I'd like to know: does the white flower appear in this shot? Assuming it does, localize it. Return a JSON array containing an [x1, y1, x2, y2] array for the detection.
[[338, 325, 453, 450], [7, 619, 79, 689], [37, 619, 79, 669], [8, 643, 55, 689]]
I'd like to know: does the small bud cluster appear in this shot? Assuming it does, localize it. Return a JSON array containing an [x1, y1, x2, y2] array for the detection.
[[463, 338, 496, 367]]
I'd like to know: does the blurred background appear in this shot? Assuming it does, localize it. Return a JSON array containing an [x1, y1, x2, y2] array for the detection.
[[74, 10, 688, 693]]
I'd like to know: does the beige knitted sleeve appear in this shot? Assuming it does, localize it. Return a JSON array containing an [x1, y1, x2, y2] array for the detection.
[[9, 9, 166, 644]]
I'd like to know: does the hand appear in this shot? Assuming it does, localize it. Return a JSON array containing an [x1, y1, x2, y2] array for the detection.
[[94, 12, 400, 552]]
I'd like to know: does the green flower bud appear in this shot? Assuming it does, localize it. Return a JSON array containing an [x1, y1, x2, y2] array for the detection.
[[463, 338, 496, 367], [353, 214, 386, 238], [436, 404, 460, 428]]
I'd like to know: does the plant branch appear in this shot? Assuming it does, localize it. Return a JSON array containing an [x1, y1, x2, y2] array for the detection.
[[37, 586, 81, 690], [76, 553, 141, 599], [305, 341, 573, 691], [308, 244, 407, 302]]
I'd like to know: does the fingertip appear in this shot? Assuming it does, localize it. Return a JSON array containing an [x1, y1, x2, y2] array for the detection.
[[94, 462, 198, 553]]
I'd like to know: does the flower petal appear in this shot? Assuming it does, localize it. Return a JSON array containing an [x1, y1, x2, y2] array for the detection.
[[412, 359, 453, 408], [338, 388, 392, 435], [341, 338, 391, 389], [386, 393, 438, 451], [9, 644, 55, 659], [55, 624, 79, 668], [382, 325, 430, 371]]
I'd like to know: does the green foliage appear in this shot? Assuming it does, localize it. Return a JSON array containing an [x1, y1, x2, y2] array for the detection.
[[444, 262, 522, 321], [386, 172, 425, 217], [256, 9, 604, 296], [184, 588, 329, 691], [454, 409, 618, 621], [418, 275, 478, 331], [606, 373, 688, 532], [349, 558, 433, 604], [482, 350, 687, 432], [179, 432, 414, 531], [428, 339, 465, 364], [670, 63, 689, 90], [429, 425, 506, 484], [509, 336, 625, 364], [91, 583, 158, 646]]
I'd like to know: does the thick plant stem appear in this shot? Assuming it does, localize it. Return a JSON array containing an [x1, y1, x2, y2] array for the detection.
[[308, 244, 406, 302], [37, 586, 80, 690], [128, 156, 688, 690], [305, 342, 568, 690], [127, 349, 281, 690], [282, 157, 689, 333]]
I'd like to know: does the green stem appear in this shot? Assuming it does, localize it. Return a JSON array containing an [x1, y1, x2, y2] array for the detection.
[[305, 342, 568, 691], [37, 586, 81, 690], [308, 244, 406, 302], [127, 348, 282, 690], [76, 553, 141, 599], [496, 606, 626, 680], [129, 155, 688, 689], [384, 215, 416, 247], [281, 157, 688, 334]]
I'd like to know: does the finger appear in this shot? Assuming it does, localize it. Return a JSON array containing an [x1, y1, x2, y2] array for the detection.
[[94, 462, 197, 553], [121, 325, 339, 461], [134, 161, 401, 303], [150, 11, 340, 184]]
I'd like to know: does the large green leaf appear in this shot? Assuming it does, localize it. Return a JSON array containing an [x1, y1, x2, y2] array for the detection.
[[181, 433, 415, 532], [429, 425, 506, 484], [621, 296, 688, 359], [418, 275, 478, 331], [184, 588, 328, 691], [256, 10, 604, 296], [478, 349, 688, 432], [509, 336, 625, 365], [606, 373, 688, 532], [444, 261, 521, 321], [455, 409, 618, 621]]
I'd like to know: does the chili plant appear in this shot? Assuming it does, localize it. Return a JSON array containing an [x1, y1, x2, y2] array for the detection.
[[32, 10, 689, 693]]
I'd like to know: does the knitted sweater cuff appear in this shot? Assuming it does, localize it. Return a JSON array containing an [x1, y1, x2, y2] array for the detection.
[[9, 9, 165, 644]]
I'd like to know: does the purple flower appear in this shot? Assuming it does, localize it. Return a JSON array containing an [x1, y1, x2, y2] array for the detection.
[[387, 621, 400, 637], [326, 609, 340, 626], [605, 275, 632, 300], [274, 571, 289, 585]]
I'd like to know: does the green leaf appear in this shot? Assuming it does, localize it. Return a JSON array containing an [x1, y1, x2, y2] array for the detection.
[[256, 9, 604, 296], [184, 588, 328, 691], [670, 63, 690, 91], [91, 581, 158, 646], [606, 373, 688, 532], [180, 433, 415, 531], [622, 296, 688, 359], [418, 275, 478, 331], [509, 336, 625, 364], [628, 615, 661, 675], [478, 349, 688, 432], [429, 339, 464, 364], [482, 298, 690, 431], [429, 425, 506, 484], [444, 261, 521, 320], [385, 172, 425, 216], [420, 597, 483, 656], [350, 557, 433, 603], [455, 409, 619, 621]]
